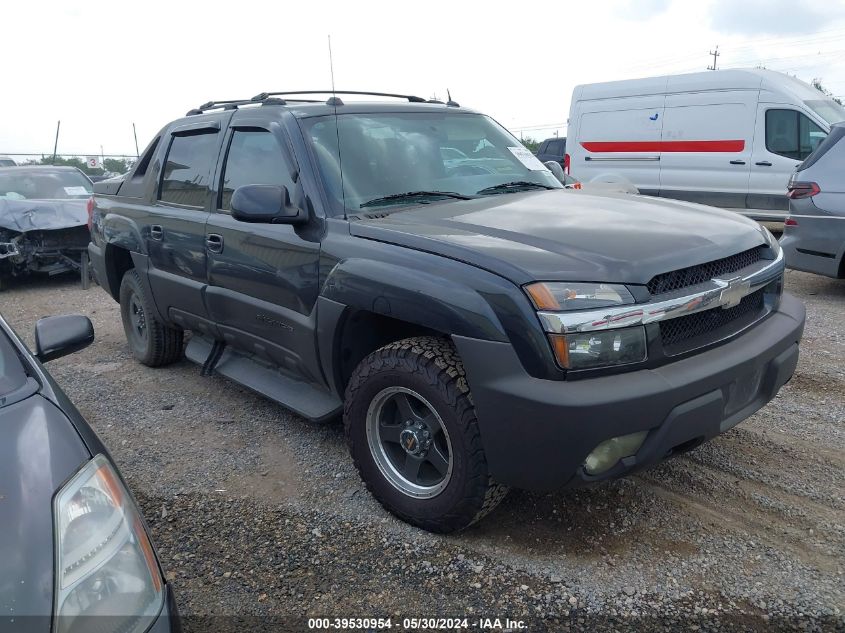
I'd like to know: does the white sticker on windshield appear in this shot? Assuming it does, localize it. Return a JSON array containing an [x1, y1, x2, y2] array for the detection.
[[508, 146, 549, 171], [64, 186, 89, 195]]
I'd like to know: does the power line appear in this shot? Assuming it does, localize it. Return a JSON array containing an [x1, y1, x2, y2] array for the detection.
[[1, 152, 138, 158], [724, 47, 845, 67], [616, 29, 845, 75], [509, 123, 567, 132]]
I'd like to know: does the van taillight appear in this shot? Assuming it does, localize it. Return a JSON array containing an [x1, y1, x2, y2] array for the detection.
[[86, 196, 95, 231], [787, 182, 820, 199], [563, 153, 570, 174], [784, 217, 799, 226]]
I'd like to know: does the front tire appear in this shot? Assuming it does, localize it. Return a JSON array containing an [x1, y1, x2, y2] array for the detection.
[[119, 269, 183, 367], [344, 336, 508, 533]]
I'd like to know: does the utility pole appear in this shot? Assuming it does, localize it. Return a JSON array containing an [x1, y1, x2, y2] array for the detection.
[[707, 45, 720, 71], [132, 123, 140, 158], [52, 120, 61, 165]]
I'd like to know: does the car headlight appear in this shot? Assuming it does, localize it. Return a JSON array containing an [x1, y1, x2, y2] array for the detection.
[[53, 455, 164, 633], [525, 282, 645, 370], [548, 326, 647, 370], [525, 282, 635, 311], [762, 226, 782, 256]]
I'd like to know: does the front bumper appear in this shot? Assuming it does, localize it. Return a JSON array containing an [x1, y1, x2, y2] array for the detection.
[[147, 584, 181, 633], [453, 293, 805, 491]]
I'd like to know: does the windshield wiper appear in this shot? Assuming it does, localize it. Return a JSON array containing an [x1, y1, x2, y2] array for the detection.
[[476, 181, 556, 195], [360, 191, 472, 209]]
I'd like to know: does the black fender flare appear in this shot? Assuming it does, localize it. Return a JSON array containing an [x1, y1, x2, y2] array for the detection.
[[316, 257, 513, 395], [320, 258, 510, 341]]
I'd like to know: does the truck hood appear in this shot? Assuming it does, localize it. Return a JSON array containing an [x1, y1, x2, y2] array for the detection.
[[0, 393, 90, 629], [349, 189, 770, 285], [0, 199, 88, 233]]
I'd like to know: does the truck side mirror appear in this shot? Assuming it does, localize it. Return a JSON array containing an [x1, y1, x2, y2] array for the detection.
[[231, 184, 307, 225], [35, 315, 94, 362], [544, 161, 566, 184]]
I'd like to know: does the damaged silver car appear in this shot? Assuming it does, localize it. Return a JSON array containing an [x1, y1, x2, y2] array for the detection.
[[0, 166, 92, 289]]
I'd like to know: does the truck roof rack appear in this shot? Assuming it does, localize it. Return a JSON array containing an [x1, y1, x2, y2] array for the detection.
[[187, 90, 452, 116], [251, 90, 428, 105]]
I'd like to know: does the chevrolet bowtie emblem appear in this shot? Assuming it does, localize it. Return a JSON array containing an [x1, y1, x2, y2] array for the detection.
[[718, 277, 751, 309]]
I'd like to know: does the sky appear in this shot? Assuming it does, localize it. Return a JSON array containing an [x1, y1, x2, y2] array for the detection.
[[1, 0, 844, 159]]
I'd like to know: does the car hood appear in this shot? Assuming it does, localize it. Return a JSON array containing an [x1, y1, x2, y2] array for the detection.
[[349, 190, 770, 285], [0, 199, 88, 233], [0, 392, 90, 629]]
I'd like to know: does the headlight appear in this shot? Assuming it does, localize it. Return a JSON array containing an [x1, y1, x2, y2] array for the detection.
[[548, 326, 647, 370], [525, 282, 635, 311], [53, 455, 164, 633], [526, 282, 644, 370], [764, 226, 782, 257]]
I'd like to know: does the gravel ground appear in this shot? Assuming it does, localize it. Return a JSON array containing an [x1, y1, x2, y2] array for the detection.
[[2, 270, 843, 632]]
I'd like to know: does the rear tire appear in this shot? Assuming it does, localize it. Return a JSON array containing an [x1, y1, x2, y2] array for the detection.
[[119, 269, 183, 367], [344, 336, 508, 533]]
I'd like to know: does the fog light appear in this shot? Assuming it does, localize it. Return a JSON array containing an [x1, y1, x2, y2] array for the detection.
[[583, 431, 648, 475]]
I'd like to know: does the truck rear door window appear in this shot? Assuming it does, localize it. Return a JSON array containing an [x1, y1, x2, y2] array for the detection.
[[159, 132, 218, 207], [765, 109, 826, 161]]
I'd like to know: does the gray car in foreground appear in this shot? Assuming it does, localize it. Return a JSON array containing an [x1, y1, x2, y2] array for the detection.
[[0, 313, 178, 633], [782, 122, 845, 279]]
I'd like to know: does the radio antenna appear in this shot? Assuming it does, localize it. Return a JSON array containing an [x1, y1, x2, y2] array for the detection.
[[328, 35, 346, 216], [328, 35, 337, 96]]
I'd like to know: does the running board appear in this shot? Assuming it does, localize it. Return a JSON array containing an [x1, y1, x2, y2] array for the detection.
[[185, 337, 342, 422]]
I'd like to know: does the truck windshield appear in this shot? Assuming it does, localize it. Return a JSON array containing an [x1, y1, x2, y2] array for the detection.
[[805, 99, 845, 126], [302, 111, 561, 215]]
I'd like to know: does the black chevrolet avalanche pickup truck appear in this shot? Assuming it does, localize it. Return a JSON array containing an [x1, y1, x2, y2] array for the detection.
[[88, 91, 805, 533]]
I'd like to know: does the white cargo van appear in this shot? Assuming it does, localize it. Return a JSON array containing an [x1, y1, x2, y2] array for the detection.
[[567, 69, 845, 223]]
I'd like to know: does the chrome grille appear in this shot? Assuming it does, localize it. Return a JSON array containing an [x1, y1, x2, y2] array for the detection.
[[647, 247, 764, 295], [660, 287, 766, 349]]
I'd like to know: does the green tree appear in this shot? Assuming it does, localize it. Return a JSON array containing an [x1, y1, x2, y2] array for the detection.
[[811, 78, 843, 106], [103, 157, 131, 174], [40, 155, 93, 173], [37, 155, 123, 176], [519, 136, 540, 152]]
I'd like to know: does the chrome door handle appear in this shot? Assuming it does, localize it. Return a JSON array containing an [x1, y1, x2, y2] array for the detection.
[[150, 225, 163, 240]]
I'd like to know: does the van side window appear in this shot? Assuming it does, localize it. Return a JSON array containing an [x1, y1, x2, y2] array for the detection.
[[219, 129, 294, 211], [158, 132, 218, 208], [765, 110, 826, 161]]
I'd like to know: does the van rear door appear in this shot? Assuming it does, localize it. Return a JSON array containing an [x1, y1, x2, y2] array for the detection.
[[658, 94, 754, 209], [747, 104, 828, 221]]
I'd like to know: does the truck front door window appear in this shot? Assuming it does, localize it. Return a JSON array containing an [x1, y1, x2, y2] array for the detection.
[[219, 130, 292, 211], [765, 109, 826, 161]]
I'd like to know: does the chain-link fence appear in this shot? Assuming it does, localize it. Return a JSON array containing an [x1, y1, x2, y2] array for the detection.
[[0, 152, 138, 177]]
